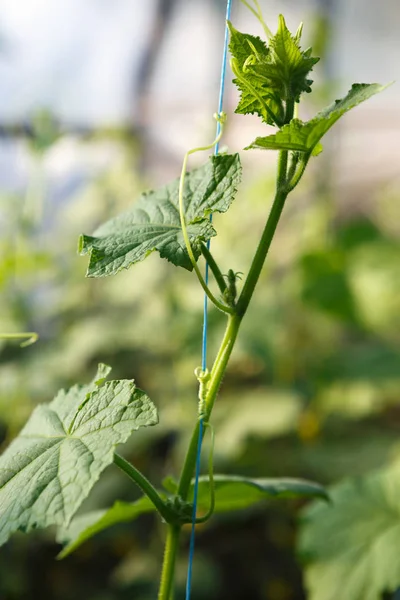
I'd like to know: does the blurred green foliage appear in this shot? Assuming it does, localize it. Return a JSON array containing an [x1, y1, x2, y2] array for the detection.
[[0, 114, 399, 600], [299, 459, 400, 600]]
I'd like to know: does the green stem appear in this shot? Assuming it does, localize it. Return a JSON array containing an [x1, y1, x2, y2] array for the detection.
[[239, 0, 272, 39], [253, 0, 273, 38], [286, 152, 300, 185], [157, 317, 240, 598], [158, 157, 290, 597], [178, 117, 233, 315], [236, 169, 288, 317], [177, 314, 240, 501], [200, 242, 227, 296], [158, 525, 180, 600], [236, 99, 294, 317], [158, 98, 296, 598], [113, 453, 173, 523], [287, 154, 310, 192], [0, 332, 39, 347], [195, 423, 215, 523]]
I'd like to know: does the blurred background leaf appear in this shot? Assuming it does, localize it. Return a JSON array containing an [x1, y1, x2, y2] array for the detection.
[[299, 461, 400, 600]]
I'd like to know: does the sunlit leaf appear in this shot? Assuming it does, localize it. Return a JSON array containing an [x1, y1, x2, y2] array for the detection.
[[0, 364, 157, 546], [79, 154, 241, 276], [229, 15, 319, 125], [247, 83, 388, 153]]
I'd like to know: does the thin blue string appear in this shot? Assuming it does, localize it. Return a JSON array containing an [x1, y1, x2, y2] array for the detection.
[[185, 1, 232, 598]]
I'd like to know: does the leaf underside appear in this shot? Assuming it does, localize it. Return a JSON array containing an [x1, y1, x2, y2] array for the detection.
[[0, 364, 157, 546], [247, 83, 389, 154], [79, 153, 241, 277], [299, 464, 400, 600], [57, 496, 157, 559], [192, 474, 328, 511], [58, 474, 326, 557]]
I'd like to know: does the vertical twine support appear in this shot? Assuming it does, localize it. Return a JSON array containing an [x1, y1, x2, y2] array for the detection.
[[185, 1, 233, 598]]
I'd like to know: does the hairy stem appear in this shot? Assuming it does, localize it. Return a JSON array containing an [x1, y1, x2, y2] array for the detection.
[[195, 423, 215, 523], [157, 98, 296, 599], [178, 117, 233, 315], [236, 175, 288, 317], [286, 152, 300, 185], [236, 99, 294, 317], [113, 453, 173, 523], [177, 314, 240, 501], [158, 525, 180, 600], [200, 242, 227, 296], [287, 154, 310, 192]]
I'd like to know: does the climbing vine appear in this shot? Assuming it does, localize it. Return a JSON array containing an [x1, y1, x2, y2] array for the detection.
[[0, 2, 388, 599]]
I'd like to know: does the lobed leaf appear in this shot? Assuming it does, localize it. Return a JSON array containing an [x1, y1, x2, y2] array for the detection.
[[0, 364, 158, 546], [248, 83, 389, 154], [228, 15, 319, 125], [79, 153, 241, 277], [228, 23, 268, 71], [299, 464, 400, 600], [261, 15, 319, 100], [246, 118, 323, 155], [228, 22, 281, 126]]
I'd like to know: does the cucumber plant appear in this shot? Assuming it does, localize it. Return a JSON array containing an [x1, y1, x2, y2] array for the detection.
[[0, 3, 388, 598]]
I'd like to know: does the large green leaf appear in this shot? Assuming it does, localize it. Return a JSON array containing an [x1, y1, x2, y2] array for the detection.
[[192, 475, 328, 512], [299, 465, 400, 600], [162, 474, 327, 509], [0, 364, 157, 546], [247, 118, 324, 155], [247, 83, 388, 153], [57, 496, 157, 559], [79, 153, 241, 277], [58, 474, 327, 557]]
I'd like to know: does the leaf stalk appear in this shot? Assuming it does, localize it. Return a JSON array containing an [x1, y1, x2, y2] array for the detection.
[[200, 242, 227, 297], [178, 116, 234, 315], [0, 332, 39, 347], [236, 99, 294, 316], [114, 453, 174, 523]]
